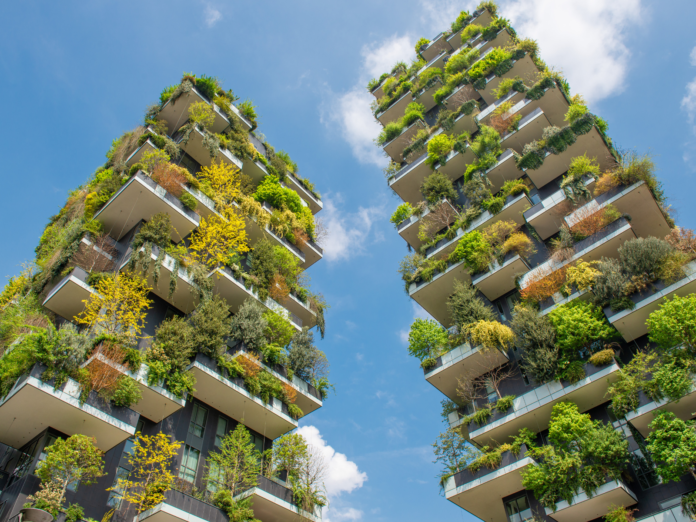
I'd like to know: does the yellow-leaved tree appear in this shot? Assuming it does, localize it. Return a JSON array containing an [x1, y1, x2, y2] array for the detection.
[[199, 158, 242, 209], [108, 432, 181, 513], [76, 271, 152, 343], [189, 208, 249, 268]]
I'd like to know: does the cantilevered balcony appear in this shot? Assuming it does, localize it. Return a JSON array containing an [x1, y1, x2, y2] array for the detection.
[[499, 107, 550, 153], [242, 157, 269, 185], [234, 476, 321, 522], [383, 120, 427, 162], [445, 8, 495, 52], [424, 193, 531, 261], [183, 186, 217, 219], [545, 480, 637, 522], [42, 267, 95, 322], [519, 218, 635, 292], [485, 149, 524, 194], [0, 363, 139, 452], [468, 28, 514, 58], [425, 343, 509, 401], [498, 83, 570, 128], [437, 143, 477, 179], [208, 266, 303, 330], [93, 171, 199, 242], [472, 252, 530, 301], [389, 151, 432, 205], [409, 259, 471, 327], [247, 202, 306, 264], [626, 385, 696, 438], [523, 176, 596, 240], [188, 353, 297, 439], [476, 90, 528, 126], [445, 445, 534, 522], [451, 360, 620, 447], [120, 244, 199, 314], [443, 104, 480, 137], [414, 77, 444, 112], [375, 91, 414, 126], [280, 292, 317, 330], [523, 126, 614, 190], [158, 85, 251, 134], [230, 343, 322, 416], [398, 199, 459, 250], [634, 506, 691, 522], [420, 32, 452, 62], [564, 181, 670, 240], [476, 54, 541, 105], [416, 50, 449, 78], [82, 352, 185, 423], [136, 489, 227, 522], [285, 172, 323, 215], [539, 287, 592, 317], [605, 260, 696, 342], [126, 138, 158, 168], [176, 126, 244, 171], [442, 82, 479, 113]]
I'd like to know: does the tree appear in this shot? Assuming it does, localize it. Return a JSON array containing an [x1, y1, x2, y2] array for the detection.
[[71, 233, 118, 274], [190, 295, 232, 360], [646, 410, 696, 482], [230, 298, 268, 352], [203, 424, 260, 497], [287, 328, 330, 391], [407, 318, 449, 362], [75, 271, 152, 343], [189, 208, 249, 268], [647, 294, 696, 357], [433, 427, 479, 491], [547, 301, 618, 356], [457, 362, 516, 404], [447, 279, 495, 341], [110, 432, 181, 513], [511, 305, 559, 383], [35, 435, 105, 510], [199, 159, 242, 209]]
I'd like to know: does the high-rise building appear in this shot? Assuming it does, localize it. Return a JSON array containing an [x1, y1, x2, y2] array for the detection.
[[0, 74, 329, 522], [370, 3, 696, 522]]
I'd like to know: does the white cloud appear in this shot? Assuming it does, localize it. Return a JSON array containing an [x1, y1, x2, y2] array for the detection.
[[361, 35, 415, 79], [682, 46, 696, 170], [690, 45, 696, 67], [296, 426, 367, 522], [320, 194, 385, 262], [203, 4, 221, 26], [682, 77, 696, 124]]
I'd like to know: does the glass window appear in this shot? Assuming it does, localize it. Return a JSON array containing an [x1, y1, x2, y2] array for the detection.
[[631, 449, 660, 490], [215, 417, 228, 447], [485, 381, 498, 405], [496, 301, 508, 322], [250, 433, 264, 454], [206, 461, 223, 493], [505, 494, 533, 522], [659, 496, 682, 510], [107, 467, 130, 508], [124, 420, 145, 456], [506, 292, 521, 317], [179, 445, 200, 483], [189, 403, 208, 438]]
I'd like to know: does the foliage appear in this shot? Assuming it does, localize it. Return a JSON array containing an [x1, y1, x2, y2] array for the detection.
[[230, 298, 268, 352], [451, 230, 491, 273], [25, 481, 63, 517], [272, 433, 327, 513], [408, 319, 449, 363], [565, 261, 599, 292], [606, 352, 655, 418], [512, 305, 559, 384], [465, 320, 514, 351], [76, 271, 152, 343], [447, 279, 495, 343], [36, 434, 105, 511], [502, 232, 536, 259], [415, 37, 430, 54], [188, 101, 216, 129], [199, 158, 243, 208], [646, 411, 696, 482], [287, 328, 330, 394], [204, 424, 260, 496], [391, 203, 414, 228], [190, 296, 231, 360], [445, 48, 481, 76], [189, 209, 249, 268], [468, 48, 512, 80], [604, 506, 638, 522], [647, 294, 696, 356], [547, 301, 618, 357], [146, 316, 196, 399], [421, 172, 458, 204], [588, 349, 615, 366], [496, 394, 515, 412], [132, 212, 172, 251], [433, 427, 479, 489], [425, 134, 455, 169], [110, 375, 142, 407], [109, 432, 182, 513]]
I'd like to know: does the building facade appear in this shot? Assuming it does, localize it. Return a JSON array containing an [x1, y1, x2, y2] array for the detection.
[[370, 3, 696, 522], [0, 75, 329, 522]]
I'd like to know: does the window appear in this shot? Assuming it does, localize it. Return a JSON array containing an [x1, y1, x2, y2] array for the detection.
[[530, 194, 541, 205], [496, 301, 508, 322], [631, 449, 660, 490], [485, 381, 498, 405], [215, 417, 228, 447], [124, 419, 145, 456], [659, 496, 683, 510], [250, 433, 264, 454], [179, 445, 200, 483], [189, 403, 208, 438], [206, 461, 223, 494], [505, 494, 533, 522], [107, 467, 130, 508], [506, 292, 521, 318]]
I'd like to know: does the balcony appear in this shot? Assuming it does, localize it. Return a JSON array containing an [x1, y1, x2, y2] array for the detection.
[[285, 173, 323, 215], [437, 143, 477, 179], [177, 126, 244, 171], [388, 151, 432, 205], [242, 157, 269, 185], [442, 82, 479, 112], [539, 287, 592, 316], [398, 199, 459, 250], [0, 363, 139, 452], [564, 181, 670, 240], [158, 85, 250, 134], [635, 506, 691, 522], [445, 8, 495, 52], [479, 81, 569, 130], [472, 252, 530, 301], [375, 90, 414, 126], [183, 186, 217, 220], [499, 108, 551, 154], [120, 244, 199, 315], [468, 27, 514, 58], [485, 149, 525, 194], [420, 33, 451, 62], [230, 344, 322, 415], [523, 126, 614, 190], [42, 267, 95, 322], [246, 202, 306, 266], [136, 489, 227, 522], [383, 119, 427, 163], [187, 352, 297, 440], [93, 170, 199, 242], [605, 260, 696, 342], [83, 351, 185, 423], [424, 193, 531, 261], [414, 77, 444, 112], [452, 360, 620, 447], [416, 50, 449, 79], [476, 90, 528, 126], [545, 480, 637, 522], [626, 384, 696, 438], [519, 218, 635, 292], [477, 54, 541, 105], [208, 266, 303, 330], [425, 343, 509, 401], [234, 475, 321, 522], [409, 259, 471, 327], [523, 176, 596, 240], [280, 292, 317, 330], [445, 445, 534, 522], [126, 138, 158, 168], [443, 104, 480, 137]]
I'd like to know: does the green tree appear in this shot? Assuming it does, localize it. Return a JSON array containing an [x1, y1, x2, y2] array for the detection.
[[447, 279, 495, 341], [646, 410, 696, 482], [511, 304, 559, 383], [647, 294, 696, 356], [433, 427, 479, 491], [204, 424, 261, 496], [547, 301, 618, 356], [191, 295, 232, 360], [36, 435, 105, 510], [407, 318, 449, 362]]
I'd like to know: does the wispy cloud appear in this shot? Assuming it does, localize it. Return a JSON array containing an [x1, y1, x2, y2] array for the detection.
[[203, 3, 222, 27], [682, 45, 696, 171], [321, 193, 386, 263]]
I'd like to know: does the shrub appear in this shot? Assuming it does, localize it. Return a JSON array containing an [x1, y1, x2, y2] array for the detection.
[[111, 375, 143, 407], [470, 125, 502, 159], [547, 301, 618, 356], [521, 265, 568, 303], [591, 258, 633, 311], [425, 134, 455, 168], [445, 48, 481, 76], [451, 231, 492, 273], [390, 203, 414, 228], [469, 406, 492, 426], [618, 237, 674, 281], [422, 172, 457, 204], [466, 320, 514, 351], [565, 103, 589, 124], [647, 294, 696, 356], [646, 411, 696, 483], [496, 395, 515, 412], [408, 319, 449, 361], [569, 205, 621, 239], [230, 298, 268, 352], [460, 23, 483, 44], [502, 232, 536, 260], [179, 192, 197, 211], [561, 360, 586, 383], [468, 48, 512, 80], [604, 505, 638, 522], [511, 305, 559, 384], [565, 261, 599, 292], [447, 279, 496, 339], [415, 37, 430, 54]]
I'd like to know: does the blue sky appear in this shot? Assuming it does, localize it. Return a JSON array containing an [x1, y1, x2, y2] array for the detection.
[[2, 0, 696, 521]]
